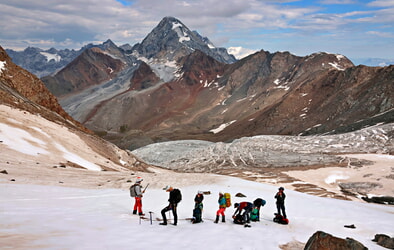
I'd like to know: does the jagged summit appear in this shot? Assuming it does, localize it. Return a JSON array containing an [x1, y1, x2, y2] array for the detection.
[[132, 16, 236, 63]]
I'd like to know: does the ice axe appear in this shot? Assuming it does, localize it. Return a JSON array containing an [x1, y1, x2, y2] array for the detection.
[[143, 183, 149, 193]]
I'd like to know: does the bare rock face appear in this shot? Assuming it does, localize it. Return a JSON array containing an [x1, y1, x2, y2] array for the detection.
[[373, 234, 394, 249], [339, 182, 383, 196], [362, 196, 394, 205], [304, 231, 367, 250], [42, 45, 125, 97], [129, 62, 160, 90]]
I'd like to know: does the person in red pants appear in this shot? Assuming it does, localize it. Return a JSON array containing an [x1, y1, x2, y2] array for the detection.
[[214, 192, 226, 223], [130, 177, 144, 216]]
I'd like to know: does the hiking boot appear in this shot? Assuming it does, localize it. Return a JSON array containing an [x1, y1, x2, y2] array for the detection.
[[132, 210, 137, 215], [159, 222, 167, 225], [139, 212, 145, 216], [222, 215, 226, 223], [214, 215, 219, 223], [172, 223, 177, 226]]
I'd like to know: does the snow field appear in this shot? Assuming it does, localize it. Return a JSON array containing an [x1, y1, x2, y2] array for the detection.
[[1, 176, 393, 250]]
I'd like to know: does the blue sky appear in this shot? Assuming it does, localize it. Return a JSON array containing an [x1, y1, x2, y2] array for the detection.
[[0, 0, 393, 63]]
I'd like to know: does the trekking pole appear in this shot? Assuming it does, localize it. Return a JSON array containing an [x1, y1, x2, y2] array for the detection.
[[149, 211, 153, 225]]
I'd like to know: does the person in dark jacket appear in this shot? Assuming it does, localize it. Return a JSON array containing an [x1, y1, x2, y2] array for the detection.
[[160, 186, 181, 226], [192, 191, 204, 223], [250, 198, 266, 221], [275, 187, 287, 219], [233, 202, 253, 224]]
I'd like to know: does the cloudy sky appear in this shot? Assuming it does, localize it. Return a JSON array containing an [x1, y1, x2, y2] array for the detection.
[[0, 0, 393, 61]]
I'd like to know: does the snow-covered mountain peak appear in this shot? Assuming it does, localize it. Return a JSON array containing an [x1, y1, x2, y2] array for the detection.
[[131, 16, 235, 64]]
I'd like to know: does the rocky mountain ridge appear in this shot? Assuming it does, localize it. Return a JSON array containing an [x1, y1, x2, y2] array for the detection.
[[7, 17, 394, 151], [5, 46, 82, 78], [0, 46, 147, 172]]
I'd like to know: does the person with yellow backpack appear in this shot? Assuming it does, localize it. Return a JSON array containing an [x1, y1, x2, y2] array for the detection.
[[214, 192, 227, 223]]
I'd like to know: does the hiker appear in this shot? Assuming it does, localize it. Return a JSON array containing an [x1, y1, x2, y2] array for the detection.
[[192, 191, 204, 224], [214, 192, 227, 223], [275, 187, 287, 219], [130, 177, 145, 216], [233, 202, 253, 224], [250, 198, 266, 222], [160, 186, 182, 226]]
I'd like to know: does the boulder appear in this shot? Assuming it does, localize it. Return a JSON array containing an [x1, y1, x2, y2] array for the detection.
[[362, 196, 394, 205], [304, 231, 367, 250], [372, 234, 394, 249]]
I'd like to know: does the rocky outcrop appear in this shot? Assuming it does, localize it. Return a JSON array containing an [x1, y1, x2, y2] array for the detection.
[[339, 182, 383, 196], [129, 62, 160, 90], [304, 231, 367, 250], [372, 234, 394, 249], [362, 196, 394, 205]]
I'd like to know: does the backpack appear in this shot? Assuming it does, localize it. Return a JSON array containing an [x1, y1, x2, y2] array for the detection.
[[172, 189, 182, 203], [224, 193, 231, 207], [250, 207, 259, 221], [233, 214, 244, 224], [129, 184, 137, 197], [273, 213, 289, 225]]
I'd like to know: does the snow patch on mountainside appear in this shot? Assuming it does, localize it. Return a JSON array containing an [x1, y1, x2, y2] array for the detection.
[[0, 60, 6, 74], [0, 104, 131, 171], [329, 62, 345, 71], [209, 120, 237, 134], [325, 172, 349, 184], [139, 56, 179, 82], [172, 21, 190, 43], [0, 122, 49, 156], [40, 52, 61, 62]]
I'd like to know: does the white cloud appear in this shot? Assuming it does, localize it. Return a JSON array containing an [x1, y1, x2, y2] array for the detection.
[[367, 30, 394, 37], [319, 0, 356, 4], [227, 47, 257, 59], [368, 0, 394, 7]]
